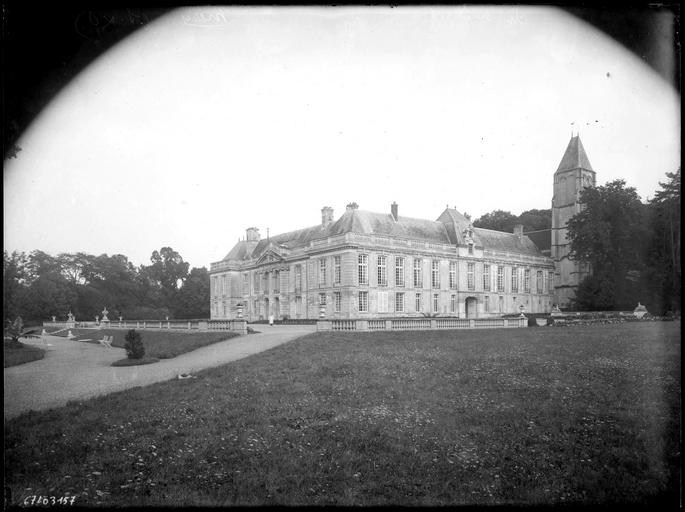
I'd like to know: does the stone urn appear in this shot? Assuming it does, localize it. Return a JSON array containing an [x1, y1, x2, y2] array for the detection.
[[633, 302, 648, 319]]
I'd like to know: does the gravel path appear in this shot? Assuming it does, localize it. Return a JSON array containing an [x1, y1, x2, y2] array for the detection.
[[4, 325, 315, 420]]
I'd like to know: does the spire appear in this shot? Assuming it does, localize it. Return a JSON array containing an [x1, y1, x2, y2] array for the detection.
[[556, 135, 593, 173]]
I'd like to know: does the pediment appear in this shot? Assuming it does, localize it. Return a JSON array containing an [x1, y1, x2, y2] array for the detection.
[[256, 248, 287, 265]]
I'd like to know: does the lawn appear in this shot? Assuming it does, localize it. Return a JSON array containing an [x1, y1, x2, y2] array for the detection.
[[3, 340, 45, 368], [4, 322, 680, 507], [49, 328, 240, 359]]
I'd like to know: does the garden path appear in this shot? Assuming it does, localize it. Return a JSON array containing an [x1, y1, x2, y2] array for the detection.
[[4, 325, 315, 420]]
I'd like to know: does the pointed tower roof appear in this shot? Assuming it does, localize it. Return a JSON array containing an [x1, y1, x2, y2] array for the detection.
[[556, 135, 594, 173]]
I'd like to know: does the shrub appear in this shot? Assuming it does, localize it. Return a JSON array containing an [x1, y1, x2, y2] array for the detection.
[[124, 329, 145, 359]]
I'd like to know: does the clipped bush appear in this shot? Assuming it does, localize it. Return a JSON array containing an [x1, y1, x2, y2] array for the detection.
[[124, 329, 145, 359]]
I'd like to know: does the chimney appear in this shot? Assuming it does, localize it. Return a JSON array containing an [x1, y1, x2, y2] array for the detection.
[[245, 227, 260, 241], [391, 202, 398, 222], [513, 224, 524, 237], [346, 202, 359, 212], [321, 206, 334, 228]]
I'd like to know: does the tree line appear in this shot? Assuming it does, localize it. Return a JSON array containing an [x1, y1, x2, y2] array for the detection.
[[472, 170, 680, 313], [568, 169, 680, 313], [3, 247, 209, 324]]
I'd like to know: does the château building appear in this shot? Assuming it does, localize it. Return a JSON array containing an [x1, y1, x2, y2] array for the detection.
[[209, 135, 595, 320]]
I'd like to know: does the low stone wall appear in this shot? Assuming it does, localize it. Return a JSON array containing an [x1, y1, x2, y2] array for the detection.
[[43, 319, 248, 335], [317, 316, 528, 332]]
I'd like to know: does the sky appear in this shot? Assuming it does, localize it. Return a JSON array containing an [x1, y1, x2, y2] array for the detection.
[[4, 6, 680, 270]]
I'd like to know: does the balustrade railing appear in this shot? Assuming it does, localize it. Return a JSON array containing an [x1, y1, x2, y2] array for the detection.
[[318, 316, 529, 332], [368, 320, 387, 331], [332, 320, 357, 331], [435, 318, 470, 329], [391, 319, 431, 330], [43, 319, 247, 333]]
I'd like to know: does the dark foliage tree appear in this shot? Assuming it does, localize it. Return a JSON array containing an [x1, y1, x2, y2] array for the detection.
[[124, 329, 145, 359], [175, 267, 211, 319], [472, 210, 519, 232], [643, 168, 680, 314], [518, 209, 552, 231], [3, 251, 29, 323], [473, 209, 552, 233], [567, 180, 647, 310]]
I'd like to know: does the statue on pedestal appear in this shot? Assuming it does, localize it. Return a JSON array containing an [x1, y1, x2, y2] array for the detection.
[[633, 302, 648, 319], [101, 307, 110, 322]]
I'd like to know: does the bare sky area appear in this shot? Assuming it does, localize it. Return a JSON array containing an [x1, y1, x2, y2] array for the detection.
[[3, 6, 680, 269]]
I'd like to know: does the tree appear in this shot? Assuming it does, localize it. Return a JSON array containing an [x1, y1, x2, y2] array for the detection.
[[175, 267, 210, 318], [140, 247, 190, 317], [644, 168, 680, 313], [567, 179, 647, 310], [518, 209, 552, 231], [473, 210, 518, 232], [3, 251, 29, 323], [4, 317, 38, 347], [124, 329, 145, 359]]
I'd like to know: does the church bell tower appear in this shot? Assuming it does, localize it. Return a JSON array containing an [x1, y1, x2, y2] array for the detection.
[[551, 134, 596, 308]]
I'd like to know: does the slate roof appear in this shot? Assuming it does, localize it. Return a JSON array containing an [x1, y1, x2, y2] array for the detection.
[[220, 207, 546, 262], [556, 135, 593, 173], [473, 228, 544, 256], [523, 229, 552, 254]]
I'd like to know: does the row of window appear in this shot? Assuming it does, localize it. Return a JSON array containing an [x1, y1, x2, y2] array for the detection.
[[213, 256, 554, 297], [214, 290, 542, 318]]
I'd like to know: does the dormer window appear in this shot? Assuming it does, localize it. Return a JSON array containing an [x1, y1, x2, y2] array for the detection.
[[468, 243, 474, 255]]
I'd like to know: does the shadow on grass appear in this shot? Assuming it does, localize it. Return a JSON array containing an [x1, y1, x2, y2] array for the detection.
[[4, 340, 46, 368], [111, 357, 160, 367]]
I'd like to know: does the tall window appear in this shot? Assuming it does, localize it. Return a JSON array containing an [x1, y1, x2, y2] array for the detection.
[[253, 299, 259, 317], [497, 266, 504, 292], [334, 256, 341, 285], [358, 254, 369, 285], [254, 272, 260, 293], [450, 294, 457, 314], [415, 293, 422, 312], [395, 292, 404, 312], [511, 266, 518, 293], [431, 260, 440, 288], [548, 271, 554, 294], [483, 264, 491, 291], [378, 291, 389, 313], [273, 270, 279, 294], [319, 293, 327, 305], [537, 270, 543, 293], [295, 265, 302, 293], [449, 261, 457, 289], [319, 259, 327, 287], [395, 257, 405, 287], [432, 293, 439, 313], [524, 269, 531, 293], [264, 272, 269, 293], [222, 275, 227, 296], [377, 255, 387, 286], [467, 262, 475, 291], [484, 295, 490, 312], [359, 291, 368, 312], [243, 274, 248, 295], [334, 292, 341, 312], [413, 258, 423, 287]]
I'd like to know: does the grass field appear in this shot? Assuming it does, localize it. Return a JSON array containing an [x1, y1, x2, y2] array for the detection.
[[3, 340, 45, 368], [4, 322, 680, 506], [48, 328, 239, 359]]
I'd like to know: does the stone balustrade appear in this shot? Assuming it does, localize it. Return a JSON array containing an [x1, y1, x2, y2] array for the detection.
[[318, 316, 527, 332]]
